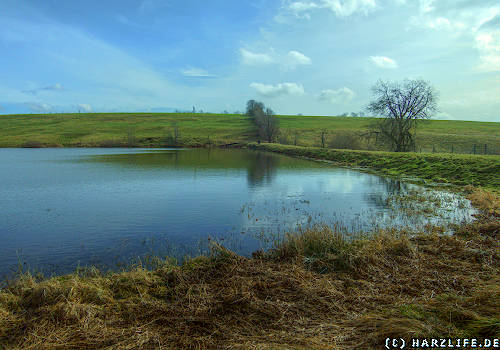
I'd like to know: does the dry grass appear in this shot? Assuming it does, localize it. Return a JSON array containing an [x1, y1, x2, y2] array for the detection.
[[465, 185, 500, 217], [1, 190, 499, 349]]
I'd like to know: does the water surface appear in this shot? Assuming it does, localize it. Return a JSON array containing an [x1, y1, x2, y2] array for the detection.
[[0, 148, 475, 278]]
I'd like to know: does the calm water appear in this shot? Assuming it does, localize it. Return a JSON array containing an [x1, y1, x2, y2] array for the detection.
[[0, 148, 475, 278]]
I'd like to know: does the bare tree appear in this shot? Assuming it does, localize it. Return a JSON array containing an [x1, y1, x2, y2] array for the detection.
[[255, 107, 280, 143], [367, 79, 438, 152], [246, 100, 280, 142]]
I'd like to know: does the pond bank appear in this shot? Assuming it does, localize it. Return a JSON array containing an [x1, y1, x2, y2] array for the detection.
[[0, 189, 498, 349], [1, 145, 499, 349], [247, 142, 500, 191]]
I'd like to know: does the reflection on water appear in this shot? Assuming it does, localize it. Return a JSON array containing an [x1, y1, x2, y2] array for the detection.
[[0, 148, 476, 278], [247, 151, 279, 188]]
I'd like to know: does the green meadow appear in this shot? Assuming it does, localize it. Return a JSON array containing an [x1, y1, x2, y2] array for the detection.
[[1, 113, 499, 154], [0, 113, 256, 148], [277, 115, 500, 154]]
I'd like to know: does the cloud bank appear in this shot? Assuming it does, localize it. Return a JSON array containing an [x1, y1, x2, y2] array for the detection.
[[318, 87, 355, 104], [250, 82, 305, 97], [370, 56, 398, 69]]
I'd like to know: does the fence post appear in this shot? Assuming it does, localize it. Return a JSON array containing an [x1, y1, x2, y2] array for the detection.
[[473, 144, 476, 155], [432, 145, 435, 153], [484, 144, 487, 155], [451, 145, 454, 154]]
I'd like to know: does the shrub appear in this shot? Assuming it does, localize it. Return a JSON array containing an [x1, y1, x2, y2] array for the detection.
[[328, 132, 362, 150]]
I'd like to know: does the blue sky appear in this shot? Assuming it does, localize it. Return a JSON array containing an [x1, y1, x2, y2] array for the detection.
[[1, 0, 500, 121]]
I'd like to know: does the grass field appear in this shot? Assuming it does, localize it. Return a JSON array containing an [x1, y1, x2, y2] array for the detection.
[[0, 113, 256, 148], [1, 113, 499, 154], [276, 115, 500, 154]]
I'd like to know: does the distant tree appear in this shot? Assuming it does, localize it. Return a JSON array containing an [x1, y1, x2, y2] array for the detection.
[[246, 100, 265, 117], [367, 79, 438, 152], [340, 112, 349, 117], [192, 106, 196, 113], [351, 112, 358, 117], [255, 107, 280, 143], [245, 100, 280, 142]]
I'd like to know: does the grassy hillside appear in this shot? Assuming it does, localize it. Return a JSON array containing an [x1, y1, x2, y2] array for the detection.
[[276, 115, 500, 154], [0, 113, 499, 154], [0, 113, 256, 148]]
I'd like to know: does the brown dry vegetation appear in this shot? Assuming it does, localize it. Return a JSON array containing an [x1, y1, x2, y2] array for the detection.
[[0, 190, 498, 350]]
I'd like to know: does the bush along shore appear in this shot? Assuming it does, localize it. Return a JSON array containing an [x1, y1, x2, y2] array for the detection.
[[0, 147, 499, 349]]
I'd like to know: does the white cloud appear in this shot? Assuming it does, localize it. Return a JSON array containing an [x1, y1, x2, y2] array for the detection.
[[42, 83, 63, 91], [410, 1, 497, 32], [475, 32, 500, 72], [289, 2, 320, 12], [180, 66, 215, 77], [250, 82, 305, 97], [407, 1, 500, 72], [22, 83, 64, 95], [240, 48, 311, 70], [25, 102, 53, 113], [370, 55, 399, 68], [76, 103, 92, 112], [240, 48, 274, 65], [285, 50, 312, 69], [321, 0, 376, 17], [409, 15, 465, 31], [288, 2, 318, 18], [287, 0, 376, 18], [318, 87, 355, 104], [419, 0, 435, 14], [426, 16, 450, 28]]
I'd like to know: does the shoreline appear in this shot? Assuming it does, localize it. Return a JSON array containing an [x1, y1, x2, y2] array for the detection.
[[0, 193, 497, 349], [0, 145, 498, 349]]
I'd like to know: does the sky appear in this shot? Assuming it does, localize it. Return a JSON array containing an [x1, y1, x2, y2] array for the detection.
[[1, 0, 500, 121]]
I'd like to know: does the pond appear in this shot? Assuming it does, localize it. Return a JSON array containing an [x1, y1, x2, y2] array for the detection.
[[0, 148, 476, 278]]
